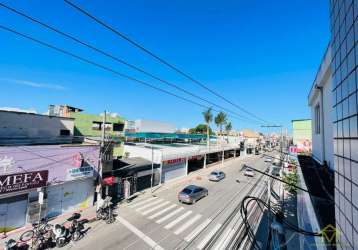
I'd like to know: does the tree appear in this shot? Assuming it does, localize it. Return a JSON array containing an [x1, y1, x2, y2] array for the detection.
[[214, 111, 227, 144], [202, 108, 213, 148], [225, 122, 232, 142], [189, 124, 213, 134]]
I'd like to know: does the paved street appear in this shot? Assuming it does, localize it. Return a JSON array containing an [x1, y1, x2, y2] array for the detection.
[[62, 154, 271, 250]]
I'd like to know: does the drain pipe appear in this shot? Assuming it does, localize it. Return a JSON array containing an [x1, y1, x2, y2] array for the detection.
[[315, 85, 325, 164]]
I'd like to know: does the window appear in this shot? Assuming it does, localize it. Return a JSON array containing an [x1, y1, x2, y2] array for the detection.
[[92, 121, 101, 131], [113, 123, 124, 132], [60, 129, 70, 136], [315, 104, 321, 134]]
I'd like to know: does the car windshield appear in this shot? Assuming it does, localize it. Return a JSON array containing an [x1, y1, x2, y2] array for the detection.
[[181, 188, 193, 194], [246, 169, 253, 172], [211, 172, 218, 175]]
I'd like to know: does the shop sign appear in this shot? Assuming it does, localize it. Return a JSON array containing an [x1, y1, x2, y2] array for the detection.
[[163, 158, 185, 166], [67, 166, 94, 180], [0, 170, 48, 195]]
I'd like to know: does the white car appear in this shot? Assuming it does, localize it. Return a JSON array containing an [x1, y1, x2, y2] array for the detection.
[[244, 168, 255, 177], [209, 171, 226, 182], [264, 158, 272, 163]]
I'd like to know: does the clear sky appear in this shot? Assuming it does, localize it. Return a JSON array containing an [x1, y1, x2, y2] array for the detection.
[[0, 0, 330, 133]]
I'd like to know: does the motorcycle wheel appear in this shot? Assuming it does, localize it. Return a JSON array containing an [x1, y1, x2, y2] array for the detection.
[[96, 212, 103, 220], [56, 238, 66, 248], [72, 231, 81, 241], [20, 230, 34, 242], [106, 214, 115, 224]]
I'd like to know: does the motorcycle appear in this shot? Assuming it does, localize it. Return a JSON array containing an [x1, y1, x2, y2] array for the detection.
[[67, 213, 88, 241], [52, 223, 71, 248], [4, 239, 28, 250], [96, 196, 115, 224]]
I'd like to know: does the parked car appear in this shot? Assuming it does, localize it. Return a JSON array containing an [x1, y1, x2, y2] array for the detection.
[[209, 171, 225, 182], [244, 168, 255, 177], [178, 185, 208, 204]]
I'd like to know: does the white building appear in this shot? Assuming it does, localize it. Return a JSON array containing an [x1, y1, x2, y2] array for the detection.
[[308, 46, 334, 170], [134, 119, 176, 133]]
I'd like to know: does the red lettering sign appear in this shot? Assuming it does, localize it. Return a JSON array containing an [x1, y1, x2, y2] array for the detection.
[[0, 170, 49, 195]]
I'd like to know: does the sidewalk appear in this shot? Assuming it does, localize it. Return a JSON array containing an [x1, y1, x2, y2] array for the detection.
[[0, 205, 98, 246]]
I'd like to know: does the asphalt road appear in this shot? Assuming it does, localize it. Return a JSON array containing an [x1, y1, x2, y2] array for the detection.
[[62, 153, 272, 250]]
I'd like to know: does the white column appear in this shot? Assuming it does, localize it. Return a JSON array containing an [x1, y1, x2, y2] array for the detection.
[[185, 156, 189, 175], [203, 154, 207, 168]]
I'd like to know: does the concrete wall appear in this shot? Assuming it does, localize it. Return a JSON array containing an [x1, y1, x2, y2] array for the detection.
[[134, 119, 176, 133], [309, 47, 334, 170], [0, 110, 74, 141]]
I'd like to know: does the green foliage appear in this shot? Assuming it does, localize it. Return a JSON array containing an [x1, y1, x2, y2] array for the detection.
[[225, 122, 232, 132], [202, 108, 213, 124], [214, 112, 227, 133], [282, 169, 299, 193], [189, 124, 213, 135]]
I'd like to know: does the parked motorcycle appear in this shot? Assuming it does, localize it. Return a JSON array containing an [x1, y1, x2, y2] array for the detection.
[[96, 196, 115, 224], [67, 213, 89, 241], [52, 212, 89, 247], [4, 239, 28, 250], [52, 223, 71, 248]]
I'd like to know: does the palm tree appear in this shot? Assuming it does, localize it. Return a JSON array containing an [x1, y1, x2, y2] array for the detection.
[[214, 112, 227, 145], [202, 108, 213, 149], [225, 122, 232, 142]]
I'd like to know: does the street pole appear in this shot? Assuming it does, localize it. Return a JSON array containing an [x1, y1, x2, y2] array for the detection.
[[150, 144, 154, 193], [99, 110, 106, 199]]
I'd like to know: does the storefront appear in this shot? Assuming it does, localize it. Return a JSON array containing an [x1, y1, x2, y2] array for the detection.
[[161, 158, 187, 183], [0, 145, 99, 232]]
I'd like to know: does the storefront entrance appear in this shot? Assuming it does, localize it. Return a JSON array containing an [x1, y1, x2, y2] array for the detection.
[[161, 158, 186, 183], [0, 194, 28, 232], [46, 179, 94, 218]]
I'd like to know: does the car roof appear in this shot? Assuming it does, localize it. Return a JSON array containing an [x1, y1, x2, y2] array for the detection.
[[184, 185, 199, 190]]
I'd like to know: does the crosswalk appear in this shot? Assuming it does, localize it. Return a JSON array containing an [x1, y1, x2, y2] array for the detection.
[[126, 196, 237, 249]]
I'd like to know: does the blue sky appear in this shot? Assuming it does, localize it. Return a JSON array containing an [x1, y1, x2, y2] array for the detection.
[[0, 0, 330, 132]]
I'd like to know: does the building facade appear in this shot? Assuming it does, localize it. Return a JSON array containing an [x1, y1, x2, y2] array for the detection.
[[291, 119, 312, 152], [308, 46, 334, 171], [330, 0, 358, 248], [0, 110, 74, 145]]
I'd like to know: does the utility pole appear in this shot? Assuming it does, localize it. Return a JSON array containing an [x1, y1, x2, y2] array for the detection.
[[150, 144, 154, 193], [100, 110, 107, 197]]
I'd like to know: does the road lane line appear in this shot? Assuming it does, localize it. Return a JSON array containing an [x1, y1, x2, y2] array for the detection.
[[128, 197, 157, 208], [141, 201, 170, 216], [149, 204, 177, 220], [136, 198, 163, 212], [184, 218, 212, 242], [174, 214, 202, 235], [197, 224, 222, 250], [164, 211, 192, 230], [116, 216, 164, 250], [213, 227, 235, 250], [156, 207, 184, 224]]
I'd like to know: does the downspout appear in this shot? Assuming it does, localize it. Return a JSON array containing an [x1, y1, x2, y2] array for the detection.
[[315, 85, 325, 164]]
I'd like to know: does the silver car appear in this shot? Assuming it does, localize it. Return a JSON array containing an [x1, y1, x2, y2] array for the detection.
[[178, 185, 208, 204], [209, 171, 226, 182]]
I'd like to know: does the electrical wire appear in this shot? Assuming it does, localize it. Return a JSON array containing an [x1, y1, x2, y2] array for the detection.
[[0, 24, 259, 125], [63, 0, 270, 124], [0, 2, 260, 125]]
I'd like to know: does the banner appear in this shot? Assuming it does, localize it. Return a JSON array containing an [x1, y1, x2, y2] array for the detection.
[[0, 170, 48, 195]]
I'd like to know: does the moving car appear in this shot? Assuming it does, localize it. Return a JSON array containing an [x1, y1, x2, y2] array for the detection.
[[178, 185, 208, 204], [244, 168, 255, 177], [209, 171, 226, 182], [264, 158, 272, 163]]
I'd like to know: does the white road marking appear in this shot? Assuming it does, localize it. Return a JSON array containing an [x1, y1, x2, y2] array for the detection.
[[164, 211, 192, 230], [184, 218, 212, 242], [197, 224, 222, 250], [128, 197, 157, 208], [213, 227, 235, 250], [136, 198, 163, 212], [116, 216, 164, 250], [156, 207, 184, 224], [174, 214, 202, 235], [149, 204, 177, 220], [141, 201, 170, 216]]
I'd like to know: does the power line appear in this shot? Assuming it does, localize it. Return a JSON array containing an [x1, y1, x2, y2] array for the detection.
[[0, 24, 255, 124], [0, 2, 260, 125], [63, 0, 270, 124]]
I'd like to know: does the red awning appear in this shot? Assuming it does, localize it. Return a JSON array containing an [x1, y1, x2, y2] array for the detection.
[[102, 176, 116, 186]]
